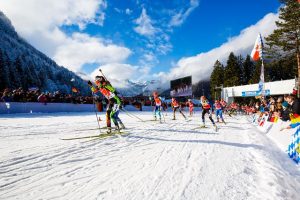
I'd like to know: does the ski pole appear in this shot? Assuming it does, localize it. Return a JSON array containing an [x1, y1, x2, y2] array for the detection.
[[120, 108, 140, 121], [99, 69, 108, 81], [92, 96, 101, 134], [160, 107, 166, 123], [121, 108, 145, 122]]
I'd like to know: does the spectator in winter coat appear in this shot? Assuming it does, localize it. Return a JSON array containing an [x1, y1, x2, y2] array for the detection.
[[276, 97, 283, 113], [37, 93, 47, 105], [1, 91, 12, 102], [286, 95, 300, 115], [281, 101, 290, 121]]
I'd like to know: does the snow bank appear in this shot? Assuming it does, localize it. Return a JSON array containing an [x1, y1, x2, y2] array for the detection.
[[1, 112, 300, 200], [250, 114, 299, 163]]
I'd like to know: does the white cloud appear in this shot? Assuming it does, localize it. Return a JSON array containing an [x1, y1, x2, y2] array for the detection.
[[0, 0, 107, 34], [125, 8, 133, 15], [143, 53, 157, 62], [0, 0, 132, 73], [54, 33, 131, 72], [91, 63, 148, 88], [169, 0, 199, 27], [114, 8, 122, 14], [157, 13, 279, 85], [134, 8, 157, 37]]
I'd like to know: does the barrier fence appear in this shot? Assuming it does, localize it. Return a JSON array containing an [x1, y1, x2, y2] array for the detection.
[[0, 102, 154, 114], [251, 114, 300, 164]]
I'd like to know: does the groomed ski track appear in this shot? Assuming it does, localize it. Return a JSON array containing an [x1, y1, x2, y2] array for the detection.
[[0, 112, 300, 200]]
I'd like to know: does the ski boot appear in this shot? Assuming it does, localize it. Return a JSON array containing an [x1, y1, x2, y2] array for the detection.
[[213, 124, 218, 132], [119, 122, 126, 129], [200, 124, 206, 128], [115, 125, 120, 133], [153, 116, 157, 121], [106, 127, 112, 134]]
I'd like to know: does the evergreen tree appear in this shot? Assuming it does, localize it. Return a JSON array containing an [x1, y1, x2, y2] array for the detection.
[[210, 60, 224, 99], [28, 61, 42, 88], [237, 55, 244, 84], [14, 56, 25, 89], [243, 55, 255, 84], [267, 55, 297, 81], [248, 61, 261, 84], [224, 52, 241, 87], [0, 50, 10, 90], [265, 0, 300, 79]]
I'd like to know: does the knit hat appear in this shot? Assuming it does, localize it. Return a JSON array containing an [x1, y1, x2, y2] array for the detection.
[[282, 101, 288, 108], [292, 87, 297, 95]]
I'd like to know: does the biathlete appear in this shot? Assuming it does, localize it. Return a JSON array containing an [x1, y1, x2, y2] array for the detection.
[[88, 76, 125, 133], [220, 99, 227, 112], [228, 102, 238, 117], [171, 97, 187, 120], [200, 96, 217, 131], [152, 91, 163, 123], [186, 99, 194, 117], [214, 100, 226, 124]]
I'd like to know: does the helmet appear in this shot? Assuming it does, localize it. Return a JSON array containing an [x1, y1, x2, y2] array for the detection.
[[95, 76, 105, 82]]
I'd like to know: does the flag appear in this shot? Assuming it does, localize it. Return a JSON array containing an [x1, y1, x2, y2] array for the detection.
[[288, 127, 300, 164], [72, 87, 79, 93], [251, 34, 263, 61]]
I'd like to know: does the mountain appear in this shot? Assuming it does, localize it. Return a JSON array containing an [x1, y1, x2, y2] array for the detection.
[[0, 11, 90, 95]]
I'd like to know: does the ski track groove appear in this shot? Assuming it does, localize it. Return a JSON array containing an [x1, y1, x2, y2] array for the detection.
[[129, 123, 178, 200], [147, 122, 193, 200]]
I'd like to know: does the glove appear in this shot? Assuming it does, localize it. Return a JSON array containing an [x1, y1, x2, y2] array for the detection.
[[87, 80, 93, 86]]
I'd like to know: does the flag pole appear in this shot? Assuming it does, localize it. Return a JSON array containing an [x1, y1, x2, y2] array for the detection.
[[259, 33, 265, 99]]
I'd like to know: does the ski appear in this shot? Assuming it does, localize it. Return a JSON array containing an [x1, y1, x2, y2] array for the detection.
[[192, 126, 208, 130], [143, 119, 164, 123], [73, 126, 128, 132], [144, 119, 158, 122], [61, 131, 127, 140], [73, 127, 105, 132], [193, 125, 218, 132]]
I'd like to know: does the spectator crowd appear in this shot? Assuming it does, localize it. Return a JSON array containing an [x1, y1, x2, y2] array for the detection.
[[0, 88, 94, 104]]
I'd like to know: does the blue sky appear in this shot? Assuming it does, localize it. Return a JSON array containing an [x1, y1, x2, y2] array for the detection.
[[82, 0, 280, 74], [0, 0, 281, 87]]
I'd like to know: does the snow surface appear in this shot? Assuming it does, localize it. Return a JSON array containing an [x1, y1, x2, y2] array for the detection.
[[0, 111, 300, 200]]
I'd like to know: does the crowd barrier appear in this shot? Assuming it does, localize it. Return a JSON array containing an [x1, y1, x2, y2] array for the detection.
[[0, 102, 149, 114], [250, 114, 300, 164], [0, 102, 96, 114]]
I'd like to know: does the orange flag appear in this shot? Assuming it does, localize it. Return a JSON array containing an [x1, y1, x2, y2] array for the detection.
[[251, 34, 263, 61]]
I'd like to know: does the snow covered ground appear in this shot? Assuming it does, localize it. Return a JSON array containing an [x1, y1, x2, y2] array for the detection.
[[0, 111, 300, 200]]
